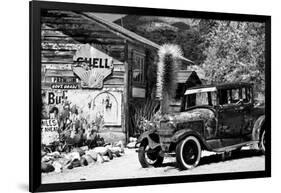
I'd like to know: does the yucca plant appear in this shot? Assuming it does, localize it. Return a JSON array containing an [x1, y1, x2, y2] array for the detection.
[[129, 44, 183, 136], [129, 100, 160, 136], [157, 44, 183, 114]]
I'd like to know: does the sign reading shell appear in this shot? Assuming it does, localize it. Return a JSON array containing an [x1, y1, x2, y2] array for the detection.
[[73, 44, 114, 89]]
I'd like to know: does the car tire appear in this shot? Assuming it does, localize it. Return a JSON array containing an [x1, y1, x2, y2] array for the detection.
[[138, 142, 163, 168], [176, 136, 201, 170], [260, 129, 266, 154], [231, 147, 242, 156]]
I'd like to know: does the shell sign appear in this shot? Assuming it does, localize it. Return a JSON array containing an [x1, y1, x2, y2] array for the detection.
[[73, 44, 114, 89]]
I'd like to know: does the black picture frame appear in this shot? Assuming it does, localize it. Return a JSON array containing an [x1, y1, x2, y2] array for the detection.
[[30, 1, 271, 192]]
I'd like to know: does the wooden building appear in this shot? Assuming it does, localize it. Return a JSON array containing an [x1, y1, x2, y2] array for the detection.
[[41, 10, 194, 143], [170, 70, 202, 112]]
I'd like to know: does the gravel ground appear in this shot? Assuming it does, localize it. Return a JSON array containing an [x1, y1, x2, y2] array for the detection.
[[42, 147, 265, 184]]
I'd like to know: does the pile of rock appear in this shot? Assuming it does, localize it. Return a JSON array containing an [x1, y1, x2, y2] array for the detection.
[[42, 141, 125, 173], [126, 137, 139, 149]]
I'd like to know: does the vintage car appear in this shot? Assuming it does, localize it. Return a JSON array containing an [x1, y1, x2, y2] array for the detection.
[[137, 82, 266, 170]]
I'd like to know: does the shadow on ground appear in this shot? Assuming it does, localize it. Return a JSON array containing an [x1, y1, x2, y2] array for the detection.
[[199, 149, 263, 166], [160, 149, 263, 168]]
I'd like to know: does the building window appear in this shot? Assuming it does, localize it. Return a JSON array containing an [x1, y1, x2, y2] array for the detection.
[[132, 52, 145, 83]]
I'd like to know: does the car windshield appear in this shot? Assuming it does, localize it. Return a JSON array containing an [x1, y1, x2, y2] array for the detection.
[[182, 88, 217, 110]]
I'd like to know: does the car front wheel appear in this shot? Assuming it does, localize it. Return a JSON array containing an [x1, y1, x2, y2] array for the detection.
[[138, 142, 163, 168], [176, 136, 201, 170]]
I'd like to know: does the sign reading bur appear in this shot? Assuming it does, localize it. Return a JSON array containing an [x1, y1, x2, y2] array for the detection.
[[73, 44, 114, 89]]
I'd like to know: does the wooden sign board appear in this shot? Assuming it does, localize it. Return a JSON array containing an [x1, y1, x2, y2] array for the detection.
[[73, 44, 114, 89]]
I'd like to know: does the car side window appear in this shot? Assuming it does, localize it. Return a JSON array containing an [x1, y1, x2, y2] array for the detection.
[[219, 89, 228, 105], [242, 87, 252, 104], [219, 88, 241, 106], [209, 92, 217, 106], [231, 89, 240, 103]]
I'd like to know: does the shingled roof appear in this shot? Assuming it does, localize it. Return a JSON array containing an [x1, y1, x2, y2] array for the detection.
[[80, 12, 193, 64]]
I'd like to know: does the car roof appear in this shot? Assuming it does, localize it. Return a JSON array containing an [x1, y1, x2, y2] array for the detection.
[[186, 82, 253, 91]]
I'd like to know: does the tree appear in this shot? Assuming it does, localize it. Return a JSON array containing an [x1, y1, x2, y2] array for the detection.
[[115, 16, 206, 66], [201, 21, 265, 100]]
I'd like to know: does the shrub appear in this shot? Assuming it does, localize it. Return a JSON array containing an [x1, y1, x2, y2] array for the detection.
[[129, 100, 160, 137]]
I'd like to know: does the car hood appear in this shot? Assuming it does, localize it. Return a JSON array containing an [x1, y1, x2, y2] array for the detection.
[[161, 107, 216, 123]]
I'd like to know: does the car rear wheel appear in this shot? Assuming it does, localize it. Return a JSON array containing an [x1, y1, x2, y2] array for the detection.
[[138, 142, 163, 168], [260, 129, 265, 154], [176, 136, 201, 170], [231, 147, 242, 156]]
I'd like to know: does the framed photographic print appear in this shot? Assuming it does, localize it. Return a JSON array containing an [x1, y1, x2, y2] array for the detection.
[[29, 0, 271, 192]]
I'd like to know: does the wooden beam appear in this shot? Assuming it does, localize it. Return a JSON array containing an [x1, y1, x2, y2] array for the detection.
[[41, 16, 91, 24], [42, 31, 119, 38], [42, 36, 124, 43], [42, 23, 105, 32], [41, 25, 112, 34], [41, 10, 81, 18], [42, 61, 74, 64], [123, 41, 130, 143], [78, 12, 138, 43], [41, 42, 80, 51], [41, 57, 73, 63]]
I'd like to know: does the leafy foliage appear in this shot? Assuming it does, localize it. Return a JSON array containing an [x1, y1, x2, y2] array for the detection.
[[116, 16, 265, 100], [201, 21, 265, 98], [116, 16, 206, 65]]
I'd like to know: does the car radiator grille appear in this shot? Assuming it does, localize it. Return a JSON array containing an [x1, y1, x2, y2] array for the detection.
[[158, 121, 175, 151]]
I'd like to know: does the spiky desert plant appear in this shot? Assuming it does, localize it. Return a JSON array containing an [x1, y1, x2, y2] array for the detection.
[[157, 44, 182, 114], [129, 100, 160, 136]]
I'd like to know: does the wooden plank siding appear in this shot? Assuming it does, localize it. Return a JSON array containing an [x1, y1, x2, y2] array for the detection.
[[41, 24, 126, 88], [40, 10, 132, 142]]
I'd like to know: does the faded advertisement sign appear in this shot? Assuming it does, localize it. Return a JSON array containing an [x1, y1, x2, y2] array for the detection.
[[41, 119, 59, 145], [42, 89, 122, 126], [73, 44, 114, 89], [91, 92, 120, 125]]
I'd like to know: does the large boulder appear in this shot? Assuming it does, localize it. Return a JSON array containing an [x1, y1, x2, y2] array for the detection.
[[67, 159, 81, 169], [72, 147, 85, 157], [52, 161, 63, 173], [105, 145, 122, 157], [85, 150, 98, 161], [80, 157, 88, 166], [126, 142, 137, 149], [65, 151, 80, 161], [82, 154, 95, 164], [41, 162, 55, 173], [92, 147, 113, 160]]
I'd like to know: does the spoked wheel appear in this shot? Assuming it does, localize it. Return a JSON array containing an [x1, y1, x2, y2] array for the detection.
[[176, 136, 201, 170], [138, 142, 163, 168], [260, 129, 266, 154]]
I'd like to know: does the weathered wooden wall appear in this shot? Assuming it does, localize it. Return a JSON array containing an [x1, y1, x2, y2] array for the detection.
[[41, 25, 126, 89], [41, 10, 131, 142]]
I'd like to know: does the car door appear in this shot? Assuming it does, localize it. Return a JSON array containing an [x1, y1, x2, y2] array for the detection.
[[240, 86, 255, 139], [217, 88, 243, 147]]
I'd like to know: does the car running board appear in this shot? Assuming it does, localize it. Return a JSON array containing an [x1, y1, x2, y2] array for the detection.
[[212, 141, 259, 153]]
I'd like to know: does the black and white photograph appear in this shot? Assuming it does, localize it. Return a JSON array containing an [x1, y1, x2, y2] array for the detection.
[[3, 0, 281, 192], [27, 1, 271, 192], [39, 8, 268, 184]]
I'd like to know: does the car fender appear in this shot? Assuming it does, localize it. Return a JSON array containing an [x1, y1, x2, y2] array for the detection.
[[252, 115, 265, 141], [171, 129, 210, 150], [137, 130, 161, 150]]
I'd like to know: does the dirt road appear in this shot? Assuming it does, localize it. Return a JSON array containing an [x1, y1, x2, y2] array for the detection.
[[42, 147, 265, 184]]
